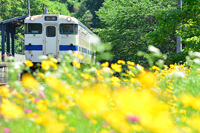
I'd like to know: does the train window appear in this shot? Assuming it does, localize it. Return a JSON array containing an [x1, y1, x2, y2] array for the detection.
[[46, 26, 56, 37], [59, 24, 78, 35], [45, 16, 57, 21], [25, 23, 42, 34]]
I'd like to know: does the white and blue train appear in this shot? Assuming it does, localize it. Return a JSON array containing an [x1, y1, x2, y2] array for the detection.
[[24, 14, 96, 63]]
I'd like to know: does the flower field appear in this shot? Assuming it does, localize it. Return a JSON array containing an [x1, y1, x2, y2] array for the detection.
[[1, 47, 200, 133]]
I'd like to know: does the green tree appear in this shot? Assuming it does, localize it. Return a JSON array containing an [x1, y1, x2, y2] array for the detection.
[[146, 0, 200, 63], [96, 0, 176, 65]]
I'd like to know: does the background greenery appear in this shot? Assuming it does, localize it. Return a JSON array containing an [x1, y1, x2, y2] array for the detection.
[[0, 0, 200, 66]]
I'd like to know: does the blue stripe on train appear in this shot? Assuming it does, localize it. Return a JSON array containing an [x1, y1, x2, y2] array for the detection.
[[82, 47, 87, 53], [79, 46, 92, 55], [25, 45, 93, 55], [59, 45, 78, 51], [25, 45, 43, 50]]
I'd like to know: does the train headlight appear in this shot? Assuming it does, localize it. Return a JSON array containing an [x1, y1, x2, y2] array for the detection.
[[66, 17, 71, 22], [30, 16, 35, 21]]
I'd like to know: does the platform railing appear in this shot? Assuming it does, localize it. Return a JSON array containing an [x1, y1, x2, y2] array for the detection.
[[0, 63, 9, 84]]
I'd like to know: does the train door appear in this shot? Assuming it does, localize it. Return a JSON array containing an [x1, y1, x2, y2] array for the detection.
[[44, 24, 58, 57]]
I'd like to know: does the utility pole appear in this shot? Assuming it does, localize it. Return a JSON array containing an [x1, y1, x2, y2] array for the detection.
[[177, 0, 182, 53], [28, 0, 30, 17], [42, 3, 48, 14]]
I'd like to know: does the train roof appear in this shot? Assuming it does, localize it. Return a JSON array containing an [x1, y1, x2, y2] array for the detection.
[[78, 21, 93, 35], [25, 14, 94, 35]]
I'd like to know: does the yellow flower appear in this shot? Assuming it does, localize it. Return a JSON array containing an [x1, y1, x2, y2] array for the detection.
[[69, 127, 75, 131], [180, 109, 186, 114], [137, 71, 157, 88], [130, 78, 136, 83], [131, 125, 143, 132], [180, 95, 200, 110], [35, 111, 65, 133], [21, 73, 40, 89], [35, 116, 43, 124], [72, 59, 81, 69], [1, 99, 24, 119], [152, 65, 160, 71], [50, 57, 58, 63], [166, 89, 173, 94], [186, 115, 200, 132], [100, 129, 110, 133], [0, 86, 10, 97], [75, 87, 110, 117], [164, 65, 169, 69], [124, 74, 129, 77], [45, 122, 65, 133], [113, 90, 175, 133], [41, 60, 57, 70], [74, 53, 84, 59], [90, 119, 97, 124], [58, 114, 66, 121], [111, 63, 122, 72], [51, 62, 58, 70], [27, 112, 38, 118], [11, 90, 23, 99], [102, 111, 131, 133], [128, 65, 135, 70], [45, 76, 74, 96], [123, 79, 129, 82], [117, 60, 125, 64], [25, 60, 33, 67], [36, 100, 48, 112], [64, 67, 68, 72], [136, 64, 145, 72], [80, 73, 92, 79], [128, 71, 135, 77], [110, 76, 121, 84], [127, 61, 135, 66], [41, 60, 51, 70], [38, 73, 44, 78], [173, 95, 178, 101], [77, 54, 84, 59], [101, 62, 109, 67]]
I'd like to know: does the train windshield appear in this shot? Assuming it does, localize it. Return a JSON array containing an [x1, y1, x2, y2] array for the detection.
[[25, 23, 42, 34], [60, 24, 78, 35]]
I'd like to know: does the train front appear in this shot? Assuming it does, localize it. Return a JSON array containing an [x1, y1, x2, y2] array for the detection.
[[24, 14, 78, 63]]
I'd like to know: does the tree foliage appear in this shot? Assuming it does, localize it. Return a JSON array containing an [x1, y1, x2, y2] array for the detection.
[[0, 0, 71, 20], [0, 0, 71, 53], [146, 0, 200, 63], [96, 0, 176, 65]]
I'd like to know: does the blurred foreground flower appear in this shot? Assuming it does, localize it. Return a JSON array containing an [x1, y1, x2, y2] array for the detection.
[[137, 71, 157, 88], [3, 128, 10, 133], [1, 99, 24, 119], [21, 73, 40, 89]]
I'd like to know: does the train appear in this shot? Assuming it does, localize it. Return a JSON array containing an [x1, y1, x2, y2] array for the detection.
[[24, 14, 96, 64]]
